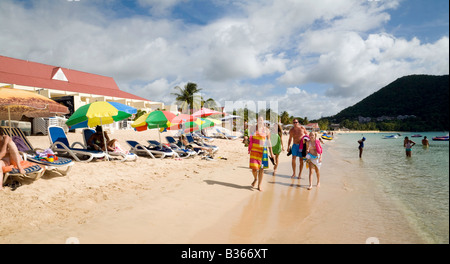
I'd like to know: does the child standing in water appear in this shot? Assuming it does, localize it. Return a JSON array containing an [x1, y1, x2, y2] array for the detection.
[[306, 132, 323, 190]]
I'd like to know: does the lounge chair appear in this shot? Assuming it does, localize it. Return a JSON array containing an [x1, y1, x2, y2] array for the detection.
[[0, 126, 73, 176], [147, 140, 180, 158], [192, 131, 214, 142], [48, 126, 106, 162], [126, 140, 167, 159], [165, 136, 197, 158], [82, 128, 137, 162], [215, 128, 238, 140], [185, 134, 219, 153], [2, 160, 45, 190]]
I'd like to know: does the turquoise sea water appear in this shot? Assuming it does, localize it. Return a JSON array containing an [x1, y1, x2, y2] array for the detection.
[[333, 132, 449, 244]]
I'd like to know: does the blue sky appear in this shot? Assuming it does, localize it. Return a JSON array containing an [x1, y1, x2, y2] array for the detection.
[[1, 0, 448, 119]]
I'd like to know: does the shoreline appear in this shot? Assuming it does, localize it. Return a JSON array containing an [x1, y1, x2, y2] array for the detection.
[[0, 130, 426, 243]]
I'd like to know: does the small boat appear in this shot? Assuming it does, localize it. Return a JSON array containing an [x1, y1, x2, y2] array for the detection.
[[383, 135, 398, 139], [411, 134, 422, 137], [432, 136, 449, 141], [321, 134, 333, 140]]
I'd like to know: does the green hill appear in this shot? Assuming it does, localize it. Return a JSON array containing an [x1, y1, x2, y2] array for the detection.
[[330, 74, 449, 131]]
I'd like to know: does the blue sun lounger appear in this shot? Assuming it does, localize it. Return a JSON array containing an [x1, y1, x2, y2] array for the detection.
[[147, 140, 180, 158], [2, 162, 45, 190], [215, 128, 237, 140], [165, 136, 197, 158], [48, 126, 106, 162], [82, 128, 137, 162], [185, 134, 219, 153]]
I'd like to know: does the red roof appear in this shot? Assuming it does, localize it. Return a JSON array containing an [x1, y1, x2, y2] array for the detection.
[[0, 55, 150, 102], [306, 123, 320, 128]]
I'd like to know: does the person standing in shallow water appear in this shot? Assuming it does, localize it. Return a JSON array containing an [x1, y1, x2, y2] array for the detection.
[[358, 137, 366, 158], [404, 137, 416, 157], [422, 136, 429, 147]]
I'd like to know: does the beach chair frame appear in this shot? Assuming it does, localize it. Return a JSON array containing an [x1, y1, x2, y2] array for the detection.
[[48, 126, 106, 162], [2, 163, 45, 188], [147, 140, 180, 158], [185, 134, 219, 153], [165, 136, 196, 158], [0, 126, 73, 176], [81, 128, 137, 162], [126, 140, 163, 159], [215, 128, 238, 140]]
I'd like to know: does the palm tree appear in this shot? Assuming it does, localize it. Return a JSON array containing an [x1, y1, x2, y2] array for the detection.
[[280, 111, 290, 124], [203, 98, 218, 110], [172, 82, 203, 113]]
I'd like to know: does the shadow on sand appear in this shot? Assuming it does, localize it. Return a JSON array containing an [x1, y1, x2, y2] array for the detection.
[[204, 180, 253, 191]]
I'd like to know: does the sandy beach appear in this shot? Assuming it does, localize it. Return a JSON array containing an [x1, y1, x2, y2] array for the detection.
[[0, 129, 424, 244]]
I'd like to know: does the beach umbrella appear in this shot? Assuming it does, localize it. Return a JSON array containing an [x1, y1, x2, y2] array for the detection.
[[204, 118, 222, 126], [179, 117, 216, 134], [197, 118, 216, 130], [66, 101, 137, 129], [221, 114, 241, 122], [65, 101, 137, 160], [0, 86, 69, 132], [131, 110, 176, 131], [166, 114, 198, 131], [168, 114, 197, 128], [192, 107, 224, 118], [131, 110, 177, 142]]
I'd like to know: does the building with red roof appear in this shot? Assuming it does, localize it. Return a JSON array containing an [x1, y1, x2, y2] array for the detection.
[[0, 55, 163, 115], [305, 123, 320, 132]]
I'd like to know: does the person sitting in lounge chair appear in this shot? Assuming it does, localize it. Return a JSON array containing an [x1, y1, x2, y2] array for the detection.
[[1, 135, 25, 190], [180, 134, 214, 159], [87, 126, 118, 152]]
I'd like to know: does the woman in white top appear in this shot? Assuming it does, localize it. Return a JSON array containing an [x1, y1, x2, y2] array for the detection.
[[404, 137, 416, 157]]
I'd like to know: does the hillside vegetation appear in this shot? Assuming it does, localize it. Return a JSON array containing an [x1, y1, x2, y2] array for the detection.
[[328, 74, 449, 131]]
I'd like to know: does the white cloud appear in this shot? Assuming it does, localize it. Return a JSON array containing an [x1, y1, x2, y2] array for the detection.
[[280, 31, 449, 101]]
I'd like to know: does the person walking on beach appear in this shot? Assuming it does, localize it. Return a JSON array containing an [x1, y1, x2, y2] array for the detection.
[[404, 137, 416, 157], [270, 124, 284, 176], [358, 137, 366, 158], [248, 116, 274, 191], [287, 119, 306, 179], [1, 135, 26, 190], [306, 132, 323, 190], [422, 136, 429, 147]]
